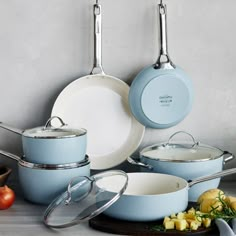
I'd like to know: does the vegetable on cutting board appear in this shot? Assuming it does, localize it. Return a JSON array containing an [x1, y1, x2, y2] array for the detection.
[[197, 189, 225, 205], [158, 207, 212, 231], [198, 188, 236, 213], [153, 188, 236, 232], [225, 196, 236, 210]]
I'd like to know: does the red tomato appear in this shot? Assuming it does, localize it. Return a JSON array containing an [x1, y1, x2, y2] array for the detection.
[[0, 185, 15, 210]]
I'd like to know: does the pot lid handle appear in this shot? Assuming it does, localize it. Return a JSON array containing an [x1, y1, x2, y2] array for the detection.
[[65, 175, 95, 205], [164, 131, 199, 148], [43, 116, 66, 130]]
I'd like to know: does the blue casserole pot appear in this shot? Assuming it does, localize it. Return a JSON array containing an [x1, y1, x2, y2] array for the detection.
[[128, 131, 234, 201]]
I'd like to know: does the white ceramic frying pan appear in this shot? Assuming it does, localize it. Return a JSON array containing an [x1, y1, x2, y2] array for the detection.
[[51, 2, 145, 170]]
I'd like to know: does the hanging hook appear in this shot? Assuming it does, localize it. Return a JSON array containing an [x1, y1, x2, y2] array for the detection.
[[159, 0, 165, 12], [94, 0, 100, 15]]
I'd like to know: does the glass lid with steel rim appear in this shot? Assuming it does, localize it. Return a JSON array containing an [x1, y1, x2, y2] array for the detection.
[[140, 131, 227, 162], [24, 116, 87, 139], [43, 170, 128, 228]]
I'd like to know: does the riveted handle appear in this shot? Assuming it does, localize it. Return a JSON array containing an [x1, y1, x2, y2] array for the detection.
[[188, 168, 236, 188], [222, 151, 235, 164], [127, 156, 153, 170], [91, 1, 105, 75], [155, 1, 175, 69]]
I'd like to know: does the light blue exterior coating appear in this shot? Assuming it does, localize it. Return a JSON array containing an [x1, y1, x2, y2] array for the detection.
[[18, 162, 90, 205], [22, 134, 87, 164], [140, 156, 223, 202], [104, 185, 188, 221], [129, 65, 193, 128]]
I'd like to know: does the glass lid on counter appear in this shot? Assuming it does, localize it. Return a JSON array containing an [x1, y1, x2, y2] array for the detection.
[[43, 170, 128, 228]]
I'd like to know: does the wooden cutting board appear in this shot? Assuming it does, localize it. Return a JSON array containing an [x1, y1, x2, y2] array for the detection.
[[89, 214, 219, 235], [89, 203, 219, 236]]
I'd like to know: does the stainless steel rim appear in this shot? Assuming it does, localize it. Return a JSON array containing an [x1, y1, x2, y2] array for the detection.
[[22, 127, 87, 139], [140, 143, 225, 163], [140, 132, 233, 163], [142, 154, 222, 163], [23, 116, 87, 139], [19, 155, 90, 170]]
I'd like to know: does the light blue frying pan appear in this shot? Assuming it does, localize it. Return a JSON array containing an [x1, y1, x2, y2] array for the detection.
[[129, 2, 193, 129]]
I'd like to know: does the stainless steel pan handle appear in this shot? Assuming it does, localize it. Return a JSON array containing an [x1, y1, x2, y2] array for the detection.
[[0, 149, 21, 162], [91, 1, 105, 75], [155, 2, 175, 69], [127, 156, 153, 170], [0, 122, 23, 135], [188, 168, 236, 188], [222, 151, 235, 164]]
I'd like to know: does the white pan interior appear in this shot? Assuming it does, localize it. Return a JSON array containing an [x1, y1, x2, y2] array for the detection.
[[52, 74, 145, 169], [97, 172, 187, 196]]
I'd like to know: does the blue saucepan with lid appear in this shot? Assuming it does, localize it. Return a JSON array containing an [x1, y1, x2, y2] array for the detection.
[[129, 2, 193, 128], [0, 116, 87, 164]]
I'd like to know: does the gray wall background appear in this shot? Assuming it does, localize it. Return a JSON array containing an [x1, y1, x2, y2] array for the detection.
[[0, 0, 235, 181]]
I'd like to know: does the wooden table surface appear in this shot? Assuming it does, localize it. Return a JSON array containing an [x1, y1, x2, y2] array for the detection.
[[0, 181, 234, 236]]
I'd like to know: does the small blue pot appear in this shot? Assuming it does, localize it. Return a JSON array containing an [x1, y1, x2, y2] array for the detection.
[[0, 116, 87, 164], [0, 149, 90, 205]]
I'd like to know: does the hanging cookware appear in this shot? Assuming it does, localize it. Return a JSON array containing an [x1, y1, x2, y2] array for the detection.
[[0, 116, 87, 165], [0, 150, 90, 205], [51, 1, 145, 169], [43, 169, 236, 227], [128, 131, 234, 201], [128, 1, 193, 128]]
